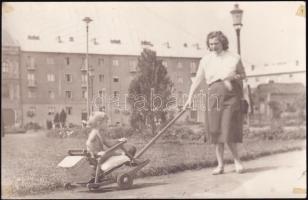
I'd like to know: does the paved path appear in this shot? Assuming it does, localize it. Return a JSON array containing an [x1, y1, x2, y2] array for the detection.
[[9, 150, 307, 199]]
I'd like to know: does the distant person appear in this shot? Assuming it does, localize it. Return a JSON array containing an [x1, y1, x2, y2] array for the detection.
[[184, 31, 246, 174]]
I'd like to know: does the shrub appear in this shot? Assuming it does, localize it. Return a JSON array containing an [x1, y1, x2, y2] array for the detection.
[[24, 122, 42, 131], [46, 127, 90, 138], [106, 127, 134, 139]]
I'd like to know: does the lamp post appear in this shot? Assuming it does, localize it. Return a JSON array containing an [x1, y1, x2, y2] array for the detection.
[[230, 4, 253, 127], [83, 17, 93, 120], [89, 67, 95, 114], [230, 4, 243, 55]]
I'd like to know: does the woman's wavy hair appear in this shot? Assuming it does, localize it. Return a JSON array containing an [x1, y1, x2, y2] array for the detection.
[[206, 31, 229, 51]]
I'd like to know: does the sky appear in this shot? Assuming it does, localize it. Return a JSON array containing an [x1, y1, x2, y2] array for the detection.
[[2, 1, 306, 66]]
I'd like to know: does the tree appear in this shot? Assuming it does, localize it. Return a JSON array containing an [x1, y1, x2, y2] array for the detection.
[[59, 109, 67, 128], [293, 92, 306, 125], [54, 113, 60, 128], [268, 100, 284, 139], [268, 100, 283, 119], [128, 48, 174, 134]]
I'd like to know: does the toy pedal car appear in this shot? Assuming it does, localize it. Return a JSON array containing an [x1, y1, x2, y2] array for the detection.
[[58, 140, 149, 191]]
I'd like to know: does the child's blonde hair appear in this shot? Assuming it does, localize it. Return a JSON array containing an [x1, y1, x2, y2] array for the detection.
[[87, 111, 108, 126]]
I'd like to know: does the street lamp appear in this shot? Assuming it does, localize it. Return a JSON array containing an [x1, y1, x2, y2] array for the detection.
[[230, 4, 253, 120], [230, 4, 243, 55], [83, 17, 93, 120], [89, 67, 95, 114]]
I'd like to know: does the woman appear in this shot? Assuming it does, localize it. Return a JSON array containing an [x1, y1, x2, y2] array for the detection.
[[184, 31, 246, 175]]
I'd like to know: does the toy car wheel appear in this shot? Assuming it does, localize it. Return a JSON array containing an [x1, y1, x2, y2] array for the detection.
[[87, 183, 100, 190], [117, 173, 133, 189], [64, 183, 73, 190]]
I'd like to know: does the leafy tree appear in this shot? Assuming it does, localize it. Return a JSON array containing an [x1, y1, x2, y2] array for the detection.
[[128, 48, 174, 134], [268, 100, 283, 119], [293, 92, 306, 125], [54, 112, 60, 128], [59, 109, 67, 128]]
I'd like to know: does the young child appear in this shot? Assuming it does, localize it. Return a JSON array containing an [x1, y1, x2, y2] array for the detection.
[[85, 112, 136, 180]]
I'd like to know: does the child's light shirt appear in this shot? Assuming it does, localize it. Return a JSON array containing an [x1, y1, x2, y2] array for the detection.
[[86, 128, 104, 155]]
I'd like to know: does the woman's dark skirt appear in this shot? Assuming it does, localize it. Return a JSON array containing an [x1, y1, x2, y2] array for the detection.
[[207, 80, 244, 144]]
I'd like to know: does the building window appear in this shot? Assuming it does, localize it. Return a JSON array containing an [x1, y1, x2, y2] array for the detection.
[[27, 56, 36, 69], [46, 57, 54, 65], [296, 60, 299, 66], [81, 73, 87, 84], [66, 107, 72, 115], [99, 74, 104, 82], [177, 62, 182, 69], [65, 74, 72, 82], [113, 91, 119, 98], [289, 73, 293, 78], [65, 91, 72, 99], [27, 73, 35, 81], [2, 61, 9, 73], [48, 106, 55, 115], [2, 83, 10, 98], [113, 77, 119, 82], [178, 77, 184, 84], [98, 58, 104, 65], [27, 106, 36, 118], [255, 77, 259, 82], [48, 90, 55, 99], [190, 62, 197, 74], [47, 73, 55, 82], [129, 60, 137, 67], [28, 90, 36, 98], [162, 60, 168, 67], [112, 59, 119, 66], [66, 57, 70, 65], [251, 65, 255, 71], [82, 57, 86, 65], [82, 89, 87, 99], [98, 89, 106, 98]]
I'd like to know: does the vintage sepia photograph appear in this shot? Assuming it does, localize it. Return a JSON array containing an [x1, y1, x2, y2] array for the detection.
[[1, 1, 306, 198]]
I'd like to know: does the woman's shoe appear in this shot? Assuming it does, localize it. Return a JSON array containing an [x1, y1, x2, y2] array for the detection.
[[235, 163, 244, 174], [212, 166, 224, 175]]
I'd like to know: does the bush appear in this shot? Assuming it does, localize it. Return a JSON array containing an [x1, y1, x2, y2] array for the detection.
[[46, 120, 53, 130], [106, 127, 135, 139], [46, 127, 90, 138], [24, 122, 42, 131]]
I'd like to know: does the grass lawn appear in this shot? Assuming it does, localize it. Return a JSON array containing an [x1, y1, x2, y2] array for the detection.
[[1, 130, 306, 197]]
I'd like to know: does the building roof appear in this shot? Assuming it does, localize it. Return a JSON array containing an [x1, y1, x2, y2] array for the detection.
[[256, 82, 305, 94], [2, 29, 20, 47], [245, 61, 306, 77], [4, 27, 207, 58]]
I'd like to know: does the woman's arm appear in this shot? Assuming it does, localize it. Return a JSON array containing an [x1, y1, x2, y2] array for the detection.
[[184, 60, 205, 108]]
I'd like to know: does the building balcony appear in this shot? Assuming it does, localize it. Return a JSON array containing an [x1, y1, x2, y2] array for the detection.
[[27, 64, 36, 70], [27, 80, 37, 87], [129, 65, 137, 73], [80, 65, 87, 71], [81, 81, 87, 87]]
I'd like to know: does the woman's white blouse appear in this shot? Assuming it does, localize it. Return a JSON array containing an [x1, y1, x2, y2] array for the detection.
[[194, 50, 241, 85]]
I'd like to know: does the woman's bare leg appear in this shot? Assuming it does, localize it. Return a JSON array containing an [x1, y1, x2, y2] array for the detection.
[[213, 143, 224, 174], [226, 142, 244, 173]]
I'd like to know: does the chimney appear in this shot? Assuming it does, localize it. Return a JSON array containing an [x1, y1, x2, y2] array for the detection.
[[27, 35, 40, 40], [110, 39, 121, 44], [57, 36, 63, 43], [163, 42, 171, 48], [92, 38, 99, 45]]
